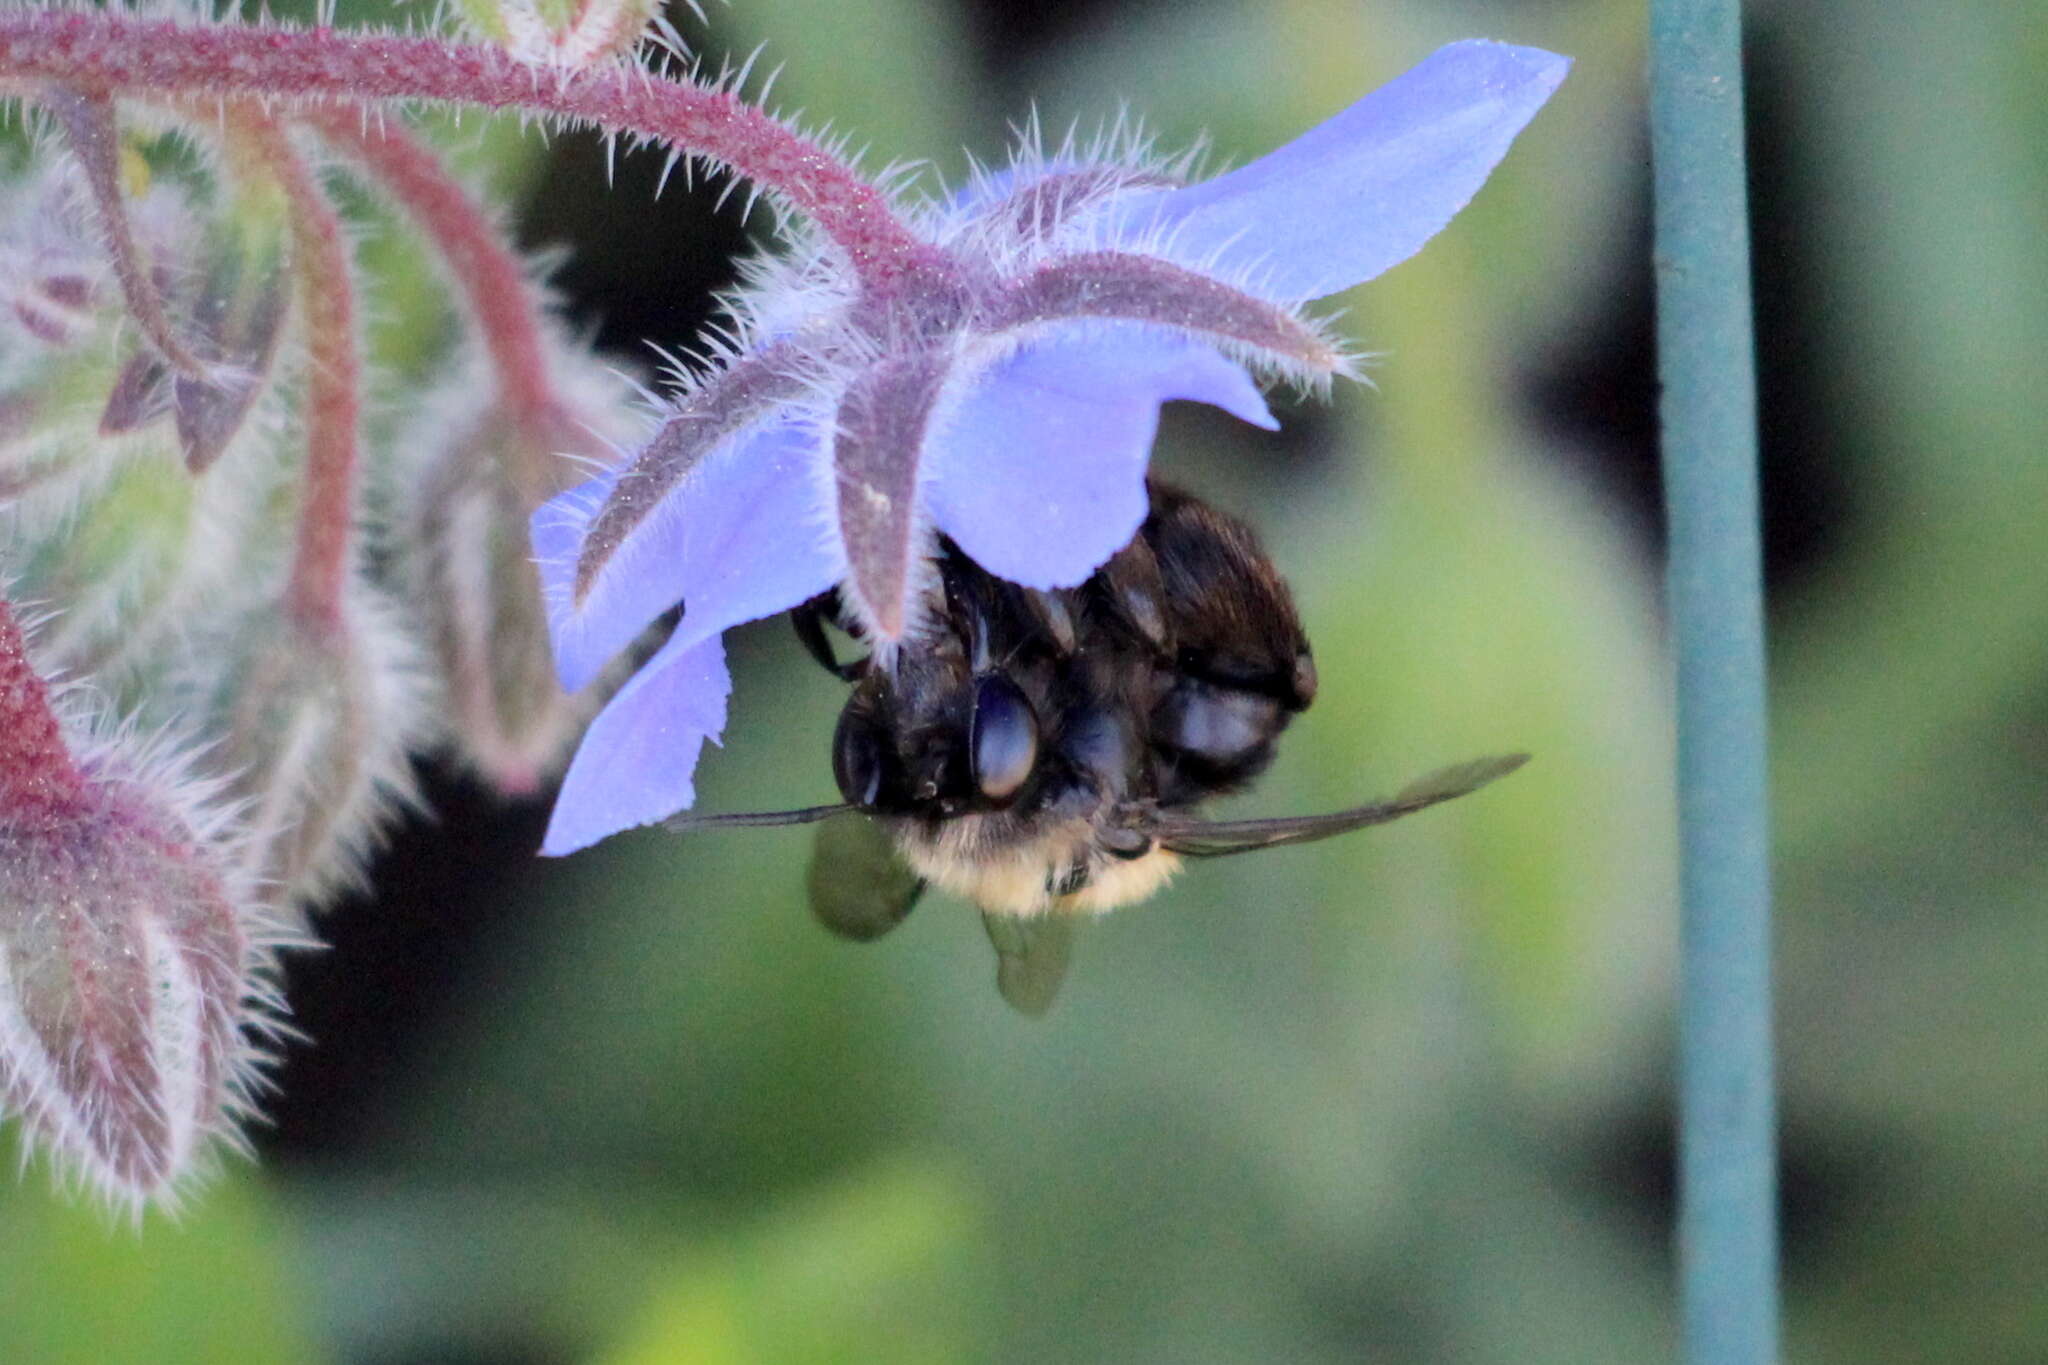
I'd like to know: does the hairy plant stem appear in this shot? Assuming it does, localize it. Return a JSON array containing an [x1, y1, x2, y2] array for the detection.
[[0, 11, 942, 290], [308, 112, 549, 413], [305, 108, 561, 504], [42, 86, 210, 379], [231, 108, 362, 642], [0, 597, 86, 815]]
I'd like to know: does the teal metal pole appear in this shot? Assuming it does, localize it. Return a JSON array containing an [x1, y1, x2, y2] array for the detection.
[[1648, 1, 1781, 1361]]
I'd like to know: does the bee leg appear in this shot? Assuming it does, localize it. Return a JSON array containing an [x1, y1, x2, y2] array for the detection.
[[791, 593, 864, 681]]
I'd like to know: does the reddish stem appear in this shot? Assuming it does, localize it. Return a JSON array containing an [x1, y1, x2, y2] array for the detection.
[[43, 86, 209, 378], [233, 110, 361, 640], [0, 11, 941, 288], [305, 109, 554, 427], [0, 597, 87, 814]]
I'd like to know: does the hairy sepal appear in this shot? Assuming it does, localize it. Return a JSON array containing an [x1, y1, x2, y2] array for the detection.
[[987, 251, 1347, 384], [831, 351, 949, 642]]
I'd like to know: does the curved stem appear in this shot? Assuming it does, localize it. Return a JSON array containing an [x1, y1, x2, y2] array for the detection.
[[0, 11, 938, 288], [232, 108, 362, 641], [43, 86, 210, 379], [307, 109, 553, 422], [305, 108, 566, 511]]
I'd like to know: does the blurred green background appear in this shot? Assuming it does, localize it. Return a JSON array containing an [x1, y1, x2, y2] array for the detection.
[[4, 0, 2045, 1360]]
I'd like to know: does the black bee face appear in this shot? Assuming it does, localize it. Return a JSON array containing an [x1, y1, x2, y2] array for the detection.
[[809, 483, 1318, 914]]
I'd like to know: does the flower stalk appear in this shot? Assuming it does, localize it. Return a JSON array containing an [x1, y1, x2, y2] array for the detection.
[[0, 10, 937, 289], [306, 110, 553, 430], [228, 108, 363, 640], [40, 85, 210, 381]]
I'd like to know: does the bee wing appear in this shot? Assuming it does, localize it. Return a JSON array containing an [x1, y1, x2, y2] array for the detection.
[[806, 812, 927, 941], [1157, 753, 1530, 858], [980, 911, 1075, 1018]]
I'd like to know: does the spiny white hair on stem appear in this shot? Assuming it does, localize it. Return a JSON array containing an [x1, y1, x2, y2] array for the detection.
[[915, 110, 1207, 253]]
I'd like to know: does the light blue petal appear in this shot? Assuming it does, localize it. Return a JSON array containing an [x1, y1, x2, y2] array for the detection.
[[540, 632, 730, 856], [1117, 42, 1569, 300], [924, 323, 1275, 589], [532, 418, 843, 693]]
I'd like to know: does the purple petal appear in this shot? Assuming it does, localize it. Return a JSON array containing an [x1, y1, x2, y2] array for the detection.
[[1117, 42, 1569, 300], [533, 418, 842, 694], [540, 632, 730, 855], [925, 324, 1275, 589]]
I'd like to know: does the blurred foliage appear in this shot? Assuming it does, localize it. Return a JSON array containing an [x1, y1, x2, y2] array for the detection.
[[0, 1171, 317, 1363], [4, 0, 2045, 1360]]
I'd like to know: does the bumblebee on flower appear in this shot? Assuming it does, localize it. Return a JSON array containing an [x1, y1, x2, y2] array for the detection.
[[533, 40, 1569, 857]]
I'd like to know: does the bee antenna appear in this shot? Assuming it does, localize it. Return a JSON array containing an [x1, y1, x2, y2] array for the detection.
[[663, 803, 852, 832]]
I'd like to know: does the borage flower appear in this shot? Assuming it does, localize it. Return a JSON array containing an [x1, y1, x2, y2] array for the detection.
[[532, 41, 1568, 855]]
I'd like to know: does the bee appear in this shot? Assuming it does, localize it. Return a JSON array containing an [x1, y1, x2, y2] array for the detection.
[[670, 482, 1525, 1015]]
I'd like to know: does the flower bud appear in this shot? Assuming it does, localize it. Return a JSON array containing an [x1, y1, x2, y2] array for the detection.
[[0, 163, 124, 353], [209, 587, 425, 919], [3, 363, 298, 696], [8, 434, 292, 688], [0, 142, 289, 554], [0, 661, 257, 1207], [395, 351, 638, 795], [0, 161, 195, 510], [453, 0, 667, 68]]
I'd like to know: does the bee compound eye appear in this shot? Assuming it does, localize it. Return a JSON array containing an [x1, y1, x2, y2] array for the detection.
[[831, 707, 886, 807], [969, 674, 1040, 804]]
